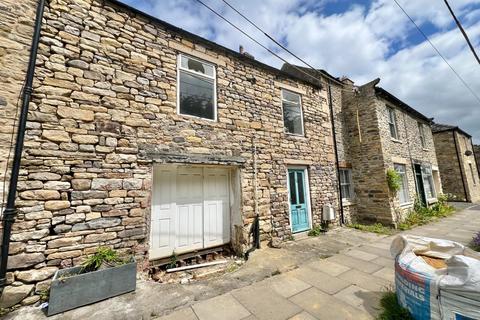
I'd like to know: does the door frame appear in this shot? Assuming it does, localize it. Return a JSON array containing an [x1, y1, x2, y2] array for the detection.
[[286, 166, 313, 234], [413, 163, 427, 206], [149, 164, 234, 260]]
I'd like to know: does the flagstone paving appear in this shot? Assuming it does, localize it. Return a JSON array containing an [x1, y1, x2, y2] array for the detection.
[[6, 203, 479, 320], [156, 204, 479, 320]]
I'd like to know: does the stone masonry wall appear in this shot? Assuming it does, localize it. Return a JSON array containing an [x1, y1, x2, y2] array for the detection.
[[474, 144, 480, 175], [0, 0, 38, 208], [433, 131, 467, 201], [340, 80, 441, 225], [455, 132, 480, 202], [376, 95, 440, 222], [1, 0, 338, 307], [341, 82, 390, 224], [330, 82, 357, 223]]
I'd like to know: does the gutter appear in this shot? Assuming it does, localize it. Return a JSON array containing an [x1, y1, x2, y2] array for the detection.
[[452, 131, 469, 202], [327, 81, 345, 225], [0, 0, 46, 292]]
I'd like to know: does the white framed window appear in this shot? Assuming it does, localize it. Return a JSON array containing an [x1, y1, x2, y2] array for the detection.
[[418, 122, 426, 148], [177, 54, 216, 120], [339, 168, 354, 199], [387, 106, 398, 139], [281, 89, 304, 135], [394, 163, 410, 204], [421, 165, 436, 199]]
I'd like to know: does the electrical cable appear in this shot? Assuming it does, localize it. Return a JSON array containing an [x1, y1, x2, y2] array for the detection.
[[392, 0, 480, 104], [193, 0, 326, 86], [442, 0, 480, 65]]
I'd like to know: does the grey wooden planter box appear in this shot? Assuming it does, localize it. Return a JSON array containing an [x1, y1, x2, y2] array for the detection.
[[47, 261, 136, 316]]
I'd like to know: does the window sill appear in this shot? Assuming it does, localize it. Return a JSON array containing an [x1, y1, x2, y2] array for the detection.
[[285, 132, 306, 138], [422, 148, 430, 152], [400, 201, 413, 208], [342, 199, 356, 206], [177, 112, 217, 123], [391, 138, 403, 143], [427, 198, 438, 204]]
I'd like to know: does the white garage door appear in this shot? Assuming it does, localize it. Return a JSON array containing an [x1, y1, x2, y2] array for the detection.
[[150, 166, 231, 260]]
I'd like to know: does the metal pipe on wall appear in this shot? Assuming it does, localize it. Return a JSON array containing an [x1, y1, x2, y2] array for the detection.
[[327, 81, 345, 225], [0, 0, 46, 293]]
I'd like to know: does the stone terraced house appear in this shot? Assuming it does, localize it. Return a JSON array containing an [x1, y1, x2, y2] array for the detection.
[[0, 0, 340, 306], [432, 123, 480, 203], [337, 78, 442, 226]]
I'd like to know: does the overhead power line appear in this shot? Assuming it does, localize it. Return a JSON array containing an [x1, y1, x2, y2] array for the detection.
[[193, 0, 326, 86], [220, 0, 319, 72], [442, 0, 480, 65], [392, 0, 480, 104]]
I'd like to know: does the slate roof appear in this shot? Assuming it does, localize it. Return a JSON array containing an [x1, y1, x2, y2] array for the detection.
[[374, 87, 432, 123], [432, 123, 471, 138]]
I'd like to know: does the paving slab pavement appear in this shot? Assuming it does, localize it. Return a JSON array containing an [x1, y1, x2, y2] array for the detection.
[[6, 205, 479, 320]]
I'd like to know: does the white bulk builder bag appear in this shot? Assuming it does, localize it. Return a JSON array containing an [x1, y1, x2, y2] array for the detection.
[[391, 235, 480, 320]]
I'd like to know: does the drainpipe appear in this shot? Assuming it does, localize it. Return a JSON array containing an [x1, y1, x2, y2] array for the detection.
[[327, 81, 344, 225], [245, 139, 260, 260], [0, 0, 46, 293], [453, 131, 469, 202]]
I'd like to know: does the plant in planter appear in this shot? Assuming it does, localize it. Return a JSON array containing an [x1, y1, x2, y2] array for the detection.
[[81, 247, 125, 272], [48, 247, 136, 316]]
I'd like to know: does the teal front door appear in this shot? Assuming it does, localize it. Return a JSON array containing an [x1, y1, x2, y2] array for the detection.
[[288, 169, 310, 233]]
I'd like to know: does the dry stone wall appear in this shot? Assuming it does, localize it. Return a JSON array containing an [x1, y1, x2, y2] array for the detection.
[[1, 0, 338, 306]]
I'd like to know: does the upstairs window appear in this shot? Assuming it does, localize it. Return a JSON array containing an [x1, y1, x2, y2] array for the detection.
[[418, 122, 426, 148], [394, 163, 410, 204], [387, 107, 398, 139], [282, 90, 304, 135], [178, 54, 216, 120], [339, 169, 354, 199]]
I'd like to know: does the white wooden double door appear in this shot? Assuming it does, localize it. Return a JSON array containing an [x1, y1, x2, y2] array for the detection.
[[150, 166, 231, 259]]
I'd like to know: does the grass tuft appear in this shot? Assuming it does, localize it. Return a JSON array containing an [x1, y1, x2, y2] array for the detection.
[[398, 195, 455, 230], [377, 291, 413, 320], [348, 223, 393, 235]]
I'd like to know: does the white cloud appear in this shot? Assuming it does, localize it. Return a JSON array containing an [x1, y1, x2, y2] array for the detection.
[[122, 0, 480, 142]]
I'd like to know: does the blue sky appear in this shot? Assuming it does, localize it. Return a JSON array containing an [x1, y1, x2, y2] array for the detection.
[[119, 0, 480, 142]]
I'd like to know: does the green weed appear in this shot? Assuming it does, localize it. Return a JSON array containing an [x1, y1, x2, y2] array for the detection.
[[377, 291, 413, 320], [348, 223, 393, 235]]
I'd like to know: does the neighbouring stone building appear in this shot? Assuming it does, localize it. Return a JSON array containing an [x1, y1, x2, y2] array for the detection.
[[0, 0, 339, 306], [474, 144, 480, 175], [432, 124, 480, 203], [337, 78, 442, 225]]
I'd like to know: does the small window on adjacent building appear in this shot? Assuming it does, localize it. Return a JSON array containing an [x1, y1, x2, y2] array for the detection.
[[387, 107, 398, 139], [394, 163, 410, 204], [418, 122, 426, 148], [281, 90, 304, 135], [421, 165, 436, 199], [178, 54, 216, 120], [339, 169, 354, 199], [469, 163, 476, 185]]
